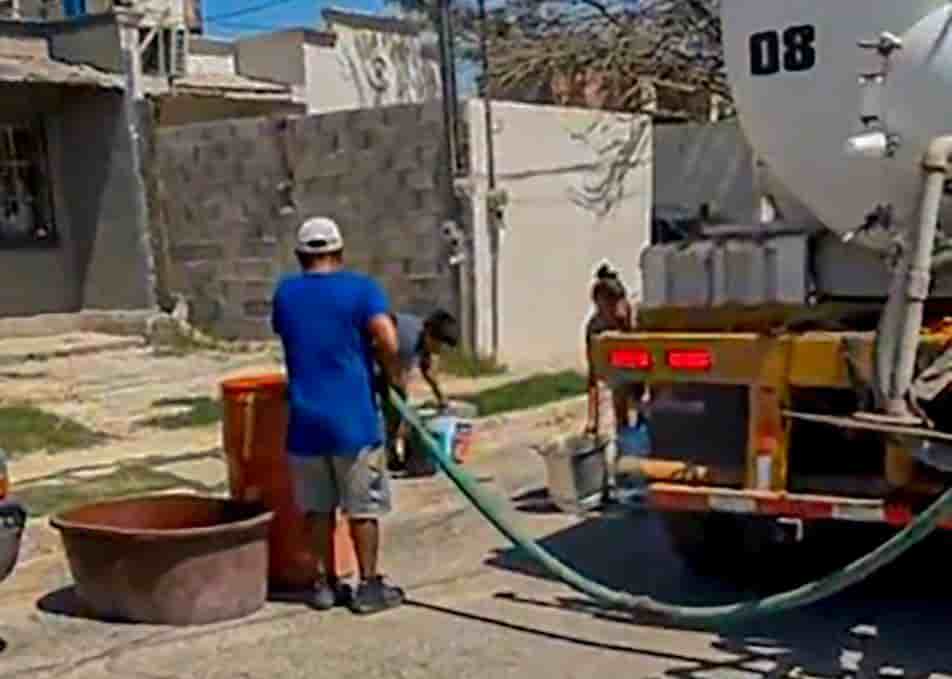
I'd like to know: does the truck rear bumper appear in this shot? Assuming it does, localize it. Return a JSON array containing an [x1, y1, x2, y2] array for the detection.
[[649, 483, 952, 530], [0, 499, 26, 582]]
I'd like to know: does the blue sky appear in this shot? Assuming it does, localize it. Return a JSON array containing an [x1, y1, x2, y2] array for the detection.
[[201, 0, 479, 94], [202, 0, 386, 38]]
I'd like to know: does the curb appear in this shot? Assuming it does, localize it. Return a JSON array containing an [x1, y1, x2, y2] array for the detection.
[[0, 336, 146, 367], [0, 310, 156, 340], [473, 395, 588, 432]]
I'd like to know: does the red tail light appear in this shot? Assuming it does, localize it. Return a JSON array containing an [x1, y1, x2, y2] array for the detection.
[[610, 348, 653, 370], [666, 348, 713, 371]]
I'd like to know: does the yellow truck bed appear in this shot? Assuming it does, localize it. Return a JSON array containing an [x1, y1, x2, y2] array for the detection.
[[592, 328, 952, 532]]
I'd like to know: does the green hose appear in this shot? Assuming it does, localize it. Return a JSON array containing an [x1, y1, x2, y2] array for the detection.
[[389, 390, 952, 626]]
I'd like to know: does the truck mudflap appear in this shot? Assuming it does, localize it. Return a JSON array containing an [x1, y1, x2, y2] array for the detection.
[[650, 483, 952, 530], [0, 499, 26, 582]]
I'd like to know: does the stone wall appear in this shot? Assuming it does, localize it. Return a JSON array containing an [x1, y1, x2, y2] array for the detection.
[[149, 102, 454, 340]]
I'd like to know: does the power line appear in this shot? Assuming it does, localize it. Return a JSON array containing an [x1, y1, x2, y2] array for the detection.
[[205, 0, 311, 22]]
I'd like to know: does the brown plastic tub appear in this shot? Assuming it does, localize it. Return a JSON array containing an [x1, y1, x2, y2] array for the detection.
[[51, 494, 273, 626]]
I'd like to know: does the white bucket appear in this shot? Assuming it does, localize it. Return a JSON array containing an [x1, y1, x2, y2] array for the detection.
[[537, 435, 608, 515]]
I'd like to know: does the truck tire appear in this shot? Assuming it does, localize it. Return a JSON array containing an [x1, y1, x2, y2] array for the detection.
[[662, 512, 750, 577], [663, 512, 805, 586]]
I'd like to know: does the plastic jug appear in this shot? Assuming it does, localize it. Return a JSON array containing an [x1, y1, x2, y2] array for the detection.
[[614, 419, 651, 506], [616, 419, 651, 457]]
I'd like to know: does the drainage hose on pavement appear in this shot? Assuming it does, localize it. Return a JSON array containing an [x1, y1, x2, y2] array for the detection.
[[388, 390, 952, 626]]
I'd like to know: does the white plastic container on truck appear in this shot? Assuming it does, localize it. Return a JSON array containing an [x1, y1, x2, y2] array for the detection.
[[640, 230, 810, 309]]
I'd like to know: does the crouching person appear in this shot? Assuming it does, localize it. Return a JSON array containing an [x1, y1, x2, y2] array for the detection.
[[379, 310, 460, 474]]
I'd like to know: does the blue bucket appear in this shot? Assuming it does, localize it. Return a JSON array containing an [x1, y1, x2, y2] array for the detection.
[[616, 419, 651, 457], [614, 419, 650, 506]]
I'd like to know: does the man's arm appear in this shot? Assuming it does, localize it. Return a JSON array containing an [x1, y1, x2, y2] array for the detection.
[[369, 313, 408, 441], [360, 278, 398, 371], [419, 352, 446, 408], [270, 285, 284, 337], [368, 313, 400, 384]]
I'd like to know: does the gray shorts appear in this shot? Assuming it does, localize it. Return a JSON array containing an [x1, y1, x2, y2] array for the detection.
[[288, 446, 392, 519]]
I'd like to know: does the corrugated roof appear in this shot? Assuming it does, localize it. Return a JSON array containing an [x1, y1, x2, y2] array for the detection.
[[0, 54, 123, 89], [169, 71, 294, 100]]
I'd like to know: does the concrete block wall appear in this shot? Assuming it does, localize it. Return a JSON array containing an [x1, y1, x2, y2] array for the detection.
[[150, 102, 455, 340]]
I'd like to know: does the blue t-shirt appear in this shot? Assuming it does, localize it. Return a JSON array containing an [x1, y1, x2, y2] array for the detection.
[[271, 270, 390, 457]]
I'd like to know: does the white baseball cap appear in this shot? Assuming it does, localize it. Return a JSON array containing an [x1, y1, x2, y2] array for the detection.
[[295, 217, 343, 255]]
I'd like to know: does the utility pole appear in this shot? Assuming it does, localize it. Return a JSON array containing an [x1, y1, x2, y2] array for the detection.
[[116, 8, 159, 310], [477, 0, 496, 192], [476, 0, 502, 359], [436, 0, 458, 176]]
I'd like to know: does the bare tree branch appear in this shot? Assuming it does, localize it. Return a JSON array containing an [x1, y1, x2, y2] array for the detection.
[[382, 0, 727, 119], [446, 0, 727, 118]]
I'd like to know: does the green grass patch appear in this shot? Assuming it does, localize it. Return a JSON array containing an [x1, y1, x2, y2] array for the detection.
[[141, 397, 223, 430], [461, 370, 587, 417], [0, 405, 107, 458], [440, 348, 507, 378], [16, 465, 210, 518]]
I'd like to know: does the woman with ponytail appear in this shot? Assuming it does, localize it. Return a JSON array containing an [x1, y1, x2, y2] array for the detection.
[[583, 263, 642, 438]]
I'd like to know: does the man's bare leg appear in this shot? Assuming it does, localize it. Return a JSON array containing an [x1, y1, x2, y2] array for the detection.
[[343, 450, 404, 614], [348, 517, 379, 580], [311, 512, 337, 578], [306, 512, 351, 610], [348, 516, 404, 614]]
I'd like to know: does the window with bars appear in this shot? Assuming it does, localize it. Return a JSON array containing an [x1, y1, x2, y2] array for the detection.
[[0, 121, 56, 248]]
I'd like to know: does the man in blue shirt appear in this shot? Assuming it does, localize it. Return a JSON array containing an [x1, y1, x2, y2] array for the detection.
[[271, 216, 403, 615]]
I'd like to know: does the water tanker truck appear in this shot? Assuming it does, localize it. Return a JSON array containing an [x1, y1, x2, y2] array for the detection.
[[593, 0, 952, 571]]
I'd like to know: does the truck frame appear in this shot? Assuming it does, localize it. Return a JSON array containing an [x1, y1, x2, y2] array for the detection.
[[593, 319, 952, 571]]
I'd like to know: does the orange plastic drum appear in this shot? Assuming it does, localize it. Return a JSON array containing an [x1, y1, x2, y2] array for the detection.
[[221, 374, 356, 589]]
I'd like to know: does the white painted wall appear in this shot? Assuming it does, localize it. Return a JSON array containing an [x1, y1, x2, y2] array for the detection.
[[303, 42, 359, 113], [233, 24, 439, 115], [317, 18, 440, 112], [467, 99, 652, 371]]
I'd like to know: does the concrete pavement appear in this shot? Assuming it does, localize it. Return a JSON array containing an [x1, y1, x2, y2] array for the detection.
[[4, 339, 952, 678], [5, 432, 952, 679]]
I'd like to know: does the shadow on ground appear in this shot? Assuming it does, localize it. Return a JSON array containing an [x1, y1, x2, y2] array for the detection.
[[511, 488, 562, 515], [479, 485, 952, 679], [36, 587, 131, 624], [37, 585, 318, 624]]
